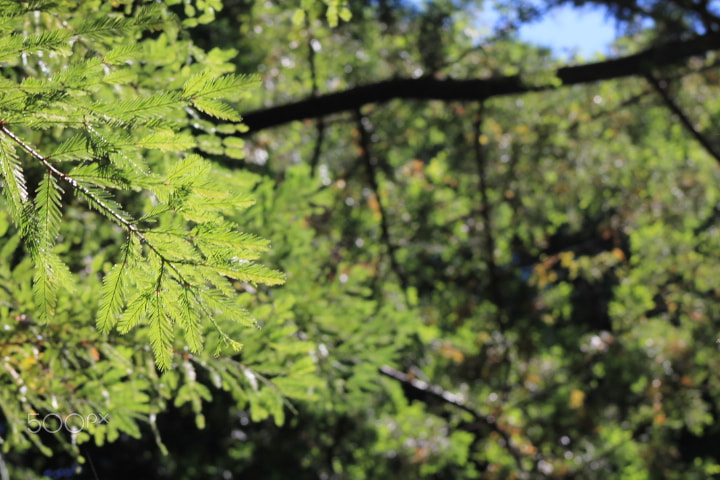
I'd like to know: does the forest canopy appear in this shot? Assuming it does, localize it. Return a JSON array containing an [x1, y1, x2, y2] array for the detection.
[[2, 0, 720, 479]]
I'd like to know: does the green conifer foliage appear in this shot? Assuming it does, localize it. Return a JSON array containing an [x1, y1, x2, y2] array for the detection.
[[0, 1, 310, 466], [0, 1, 282, 368]]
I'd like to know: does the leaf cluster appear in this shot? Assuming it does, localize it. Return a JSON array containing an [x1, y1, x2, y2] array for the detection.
[[0, 1, 280, 373]]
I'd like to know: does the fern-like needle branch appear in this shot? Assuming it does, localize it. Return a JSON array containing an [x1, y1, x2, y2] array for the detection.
[[0, 0, 282, 373], [0, 122, 283, 370], [0, 0, 293, 462]]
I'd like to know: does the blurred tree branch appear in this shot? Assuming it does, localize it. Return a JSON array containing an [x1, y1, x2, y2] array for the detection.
[[646, 72, 720, 165], [242, 32, 720, 133], [355, 110, 410, 296], [379, 365, 533, 474]]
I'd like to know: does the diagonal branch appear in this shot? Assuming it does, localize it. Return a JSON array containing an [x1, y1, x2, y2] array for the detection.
[[304, 15, 326, 176], [379, 365, 531, 473], [242, 33, 720, 133], [646, 72, 720, 166], [354, 110, 410, 294], [472, 103, 503, 316], [0, 123, 188, 284]]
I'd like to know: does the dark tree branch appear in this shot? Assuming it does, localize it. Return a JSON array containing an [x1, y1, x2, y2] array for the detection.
[[646, 72, 720, 165], [472, 103, 503, 314], [694, 203, 720, 235], [242, 33, 720, 133], [309, 118, 326, 175], [378, 365, 531, 474], [304, 15, 326, 175], [355, 110, 410, 295]]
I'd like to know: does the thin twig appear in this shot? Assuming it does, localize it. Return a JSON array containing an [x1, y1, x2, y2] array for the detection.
[[472, 104, 503, 314], [0, 123, 188, 283], [305, 14, 326, 176], [310, 118, 326, 176], [646, 72, 720, 166], [435, 43, 488, 74], [354, 110, 410, 294], [379, 365, 530, 474]]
